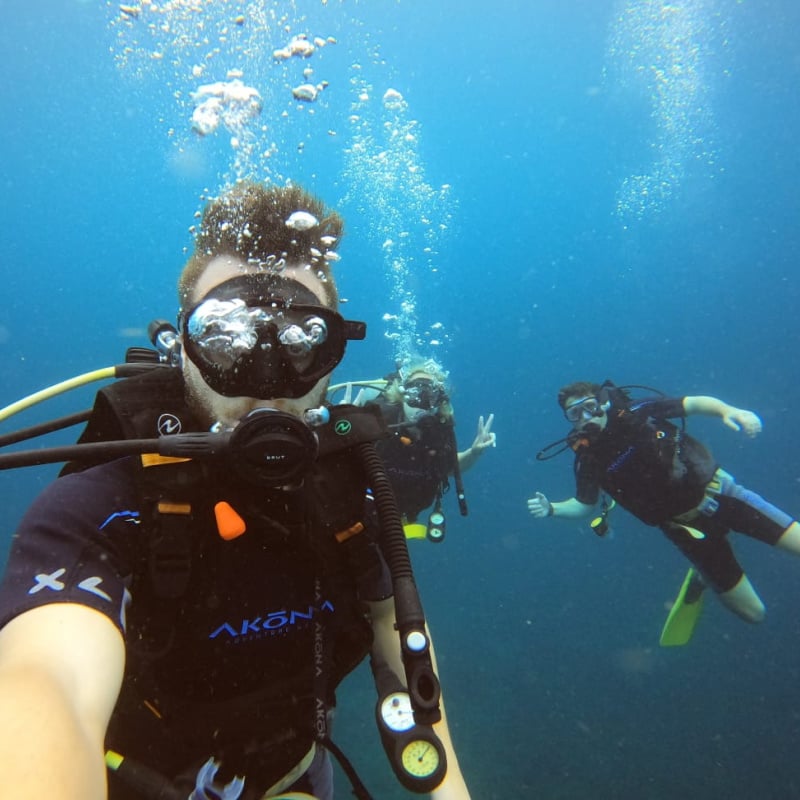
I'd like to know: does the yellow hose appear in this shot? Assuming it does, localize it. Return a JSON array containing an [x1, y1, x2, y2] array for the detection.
[[0, 367, 117, 423]]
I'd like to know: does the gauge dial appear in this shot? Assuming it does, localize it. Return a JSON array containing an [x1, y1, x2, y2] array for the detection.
[[379, 691, 415, 732], [401, 738, 441, 778]]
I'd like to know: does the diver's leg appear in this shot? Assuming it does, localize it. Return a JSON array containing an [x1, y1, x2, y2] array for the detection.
[[715, 480, 796, 552], [661, 521, 765, 623], [717, 574, 766, 623]]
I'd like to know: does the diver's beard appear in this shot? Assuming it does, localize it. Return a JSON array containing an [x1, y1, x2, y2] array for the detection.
[[182, 356, 328, 430]]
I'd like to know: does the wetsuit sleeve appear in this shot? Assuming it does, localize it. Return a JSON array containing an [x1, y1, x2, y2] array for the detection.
[[630, 396, 685, 419], [574, 453, 600, 506], [0, 460, 138, 636]]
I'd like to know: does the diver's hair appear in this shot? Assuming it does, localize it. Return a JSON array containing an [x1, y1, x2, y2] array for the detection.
[[557, 380, 632, 410], [178, 182, 344, 309], [557, 381, 604, 410]]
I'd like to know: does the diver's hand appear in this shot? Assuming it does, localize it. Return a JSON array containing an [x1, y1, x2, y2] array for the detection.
[[527, 491, 552, 519], [339, 382, 354, 404], [470, 413, 496, 453], [722, 407, 762, 438], [337, 382, 368, 407]]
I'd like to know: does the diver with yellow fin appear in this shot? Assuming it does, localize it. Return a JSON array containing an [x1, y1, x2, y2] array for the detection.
[[528, 379, 800, 643]]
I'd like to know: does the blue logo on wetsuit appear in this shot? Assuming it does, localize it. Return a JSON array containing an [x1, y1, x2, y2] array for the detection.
[[99, 510, 140, 530], [607, 445, 634, 473], [209, 600, 335, 641]]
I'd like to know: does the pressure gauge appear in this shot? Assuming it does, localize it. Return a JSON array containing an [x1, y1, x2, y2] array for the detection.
[[379, 691, 415, 732], [401, 737, 442, 778], [376, 688, 447, 793]]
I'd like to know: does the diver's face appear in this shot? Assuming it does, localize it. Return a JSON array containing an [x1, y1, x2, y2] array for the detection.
[[564, 394, 608, 431], [402, 371, 445, 422], [182, 255, 333, 429]]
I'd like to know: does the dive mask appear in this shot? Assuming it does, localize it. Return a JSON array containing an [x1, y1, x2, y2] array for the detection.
[[402, 377, 446, 411], [564, 396, 605, 424], [181, 274, 365, 399]]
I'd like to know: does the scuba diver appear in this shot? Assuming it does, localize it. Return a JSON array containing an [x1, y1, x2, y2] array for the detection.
[[0, 183, 472, 800], [527, 379, 800, 629], [328, 359, 496, 543]]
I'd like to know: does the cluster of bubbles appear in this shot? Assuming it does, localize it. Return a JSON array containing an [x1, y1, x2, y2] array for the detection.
[[108, 2, 457, 363], [107, 1, 337, 186], [342, 78, 454, 362], [110, 2, 269, 70], [606, 0, 723, 225], [190, 76, 262, 137]]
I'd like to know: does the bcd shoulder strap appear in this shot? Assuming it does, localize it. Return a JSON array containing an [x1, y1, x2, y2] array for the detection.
[[317, 402, 388, 455], [83, 366, 201, 441], [60, 367, 202, 476]]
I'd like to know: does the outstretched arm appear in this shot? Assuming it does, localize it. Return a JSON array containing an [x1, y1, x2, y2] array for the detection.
[[369, 598, 472, 799], [0, 603, 124, 800], [457, 413, 496, 472], [527, 492, 596, 520], [682, 396, 762, 437]]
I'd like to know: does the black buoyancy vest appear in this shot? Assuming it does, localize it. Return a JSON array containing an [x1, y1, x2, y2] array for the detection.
[[71, 365, 389, 610], [588, 405, 716, 525], [369, 398, 456, 521], [71, 368, 390, 788]]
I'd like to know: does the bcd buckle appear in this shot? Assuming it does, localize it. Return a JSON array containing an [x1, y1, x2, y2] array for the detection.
[[189, 757, 245, 800]]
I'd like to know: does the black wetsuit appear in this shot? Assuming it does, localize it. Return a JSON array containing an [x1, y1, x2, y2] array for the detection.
[[574, 396, 716, 525], [0, 451, 390, 798], [372, 399, 456, 523], [574, 396, 794, 591]]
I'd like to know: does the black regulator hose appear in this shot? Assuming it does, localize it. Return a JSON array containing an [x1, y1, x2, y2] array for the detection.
[[0, 438, 165, 470], [357, 442, 414, 583], [0, 410, 92, 449], [444, 419, 468, 516], [105, 751, 184, 800], [356, 441, 442, 725]]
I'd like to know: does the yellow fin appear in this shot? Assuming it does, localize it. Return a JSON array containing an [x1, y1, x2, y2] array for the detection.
[[660, 568, 705, 647]]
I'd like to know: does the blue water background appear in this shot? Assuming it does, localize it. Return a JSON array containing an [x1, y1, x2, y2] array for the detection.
[[1, 1, 799, 797]]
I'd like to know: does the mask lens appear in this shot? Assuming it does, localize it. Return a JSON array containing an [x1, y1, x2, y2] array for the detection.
[[187, 299, 333, 367], [187, 298, 263, 370], [278, 315, 328, 360], [403, 378, 445, 410], [565, 397, 600, 423]]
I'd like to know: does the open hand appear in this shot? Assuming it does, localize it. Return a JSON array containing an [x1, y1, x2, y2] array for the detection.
[[723, 408, 762, 438]]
